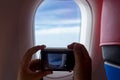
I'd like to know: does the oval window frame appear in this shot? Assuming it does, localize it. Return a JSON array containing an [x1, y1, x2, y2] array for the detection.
[[33, 0, 92, 79]]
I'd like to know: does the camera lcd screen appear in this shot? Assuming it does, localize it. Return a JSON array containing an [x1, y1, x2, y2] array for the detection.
[[47, 53, 67, 69]]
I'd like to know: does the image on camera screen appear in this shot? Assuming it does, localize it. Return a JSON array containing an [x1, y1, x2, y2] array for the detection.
[[47, 53, 67, 69]]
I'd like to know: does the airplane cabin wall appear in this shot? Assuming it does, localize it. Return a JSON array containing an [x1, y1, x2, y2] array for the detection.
[[87, 0, 107, 80], [0, 0, 21, 80], [0, 0, 42, 80]]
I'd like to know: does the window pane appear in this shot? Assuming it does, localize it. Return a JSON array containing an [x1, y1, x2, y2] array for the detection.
[[35, 0, 81, 47]]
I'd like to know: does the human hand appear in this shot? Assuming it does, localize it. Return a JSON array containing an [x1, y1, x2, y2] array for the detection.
[[68, 43, 91, 80], [17, 45, 52, 80]]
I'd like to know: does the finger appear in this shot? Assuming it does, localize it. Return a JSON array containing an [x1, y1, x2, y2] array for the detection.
[[67, 42, 78, 49], [22, 45, 46, 68], [73, 44, 84, 62], [68, 43, 84, 63], [78, 44, 90, 59], [29, 59, 41, 72], [69, 43, 90, 58], [73, 43, 91, 64]]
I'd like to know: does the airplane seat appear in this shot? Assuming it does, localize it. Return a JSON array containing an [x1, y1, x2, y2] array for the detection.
[[100, 0, 120, 80], [101, 45, 120, 80], [102, 45, 120, 65]]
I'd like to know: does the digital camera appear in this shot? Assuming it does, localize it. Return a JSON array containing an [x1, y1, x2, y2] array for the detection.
[[41, 48, 75, 71]]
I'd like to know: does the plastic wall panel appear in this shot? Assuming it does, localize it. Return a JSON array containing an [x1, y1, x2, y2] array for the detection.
[[100, 0, 120, 46]]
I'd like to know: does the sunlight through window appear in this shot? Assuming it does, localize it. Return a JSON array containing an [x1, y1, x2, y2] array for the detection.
[[34, 0, 81, 47]]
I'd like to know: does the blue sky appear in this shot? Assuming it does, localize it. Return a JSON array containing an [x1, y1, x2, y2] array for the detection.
[[35, 0, 81, 47]]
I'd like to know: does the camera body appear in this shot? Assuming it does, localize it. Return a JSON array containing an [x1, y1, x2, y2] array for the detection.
[[41, 48, 75, 71]]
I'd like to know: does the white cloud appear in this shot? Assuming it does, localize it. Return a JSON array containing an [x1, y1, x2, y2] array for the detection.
[[35, 26, 80, 35], [35, 19, 81, 26]]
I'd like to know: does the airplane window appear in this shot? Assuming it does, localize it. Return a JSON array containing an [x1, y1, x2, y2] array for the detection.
[[34, 0, 80, 79], [34, 0, 92, 79], [34, 0, 81, 48]]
